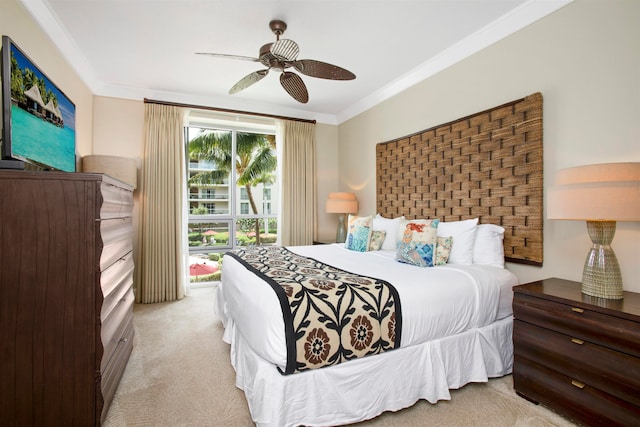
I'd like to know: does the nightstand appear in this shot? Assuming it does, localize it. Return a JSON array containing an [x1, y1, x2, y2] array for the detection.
[[512, 278, 640, 426]]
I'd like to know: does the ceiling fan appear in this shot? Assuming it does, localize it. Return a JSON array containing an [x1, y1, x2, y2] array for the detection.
[[196, 20, 356, 104]]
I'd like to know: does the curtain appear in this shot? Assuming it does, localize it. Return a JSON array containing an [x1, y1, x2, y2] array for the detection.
[[135, 103, 189, 303], [278, 120, 316, 245]]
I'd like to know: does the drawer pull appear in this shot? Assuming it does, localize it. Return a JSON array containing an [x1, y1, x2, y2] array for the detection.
[[571, 380, 585, 389], [571, 307, 584, 314], [571, 338, 584, 345], [120, 337, 128, 343]]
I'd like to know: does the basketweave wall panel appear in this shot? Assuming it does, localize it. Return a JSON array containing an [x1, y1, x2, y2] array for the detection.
[[376, 92, 543, 266]]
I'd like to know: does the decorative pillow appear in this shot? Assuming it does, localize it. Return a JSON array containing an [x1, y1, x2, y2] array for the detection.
[[437, 218, 479, 265], [373, 214, 406, 250], [345, 215, 373, 252], [434, 236, 453, 266], [396, 219, 440, 267], [473, 224, 505, 268], [368, 230, 387, 251]]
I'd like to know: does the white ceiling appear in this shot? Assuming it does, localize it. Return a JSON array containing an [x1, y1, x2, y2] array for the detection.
[[20, 0, 571, 124]]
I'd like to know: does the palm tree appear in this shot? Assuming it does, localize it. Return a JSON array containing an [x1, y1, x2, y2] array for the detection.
[[188, 130, 277, 245]]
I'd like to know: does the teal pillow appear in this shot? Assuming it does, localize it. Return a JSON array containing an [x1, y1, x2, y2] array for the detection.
[[345, 215, 373, 252], [434, 236, 453, 266]]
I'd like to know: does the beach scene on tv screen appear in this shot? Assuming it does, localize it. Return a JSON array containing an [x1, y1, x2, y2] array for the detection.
[[9, 43, 75, 172]]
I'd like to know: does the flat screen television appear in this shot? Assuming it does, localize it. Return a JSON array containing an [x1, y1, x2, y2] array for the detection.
[[1, 35, 76, 171]]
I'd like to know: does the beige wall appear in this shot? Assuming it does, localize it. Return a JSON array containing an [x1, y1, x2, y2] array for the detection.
[[91, 96, 145, 258], [338, 0, 640, 292], [315, 122, 340, 241], [1, 0, 94, 160]]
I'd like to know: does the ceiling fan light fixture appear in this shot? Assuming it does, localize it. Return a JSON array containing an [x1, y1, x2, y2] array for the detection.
[[198, 19, 356, 103]]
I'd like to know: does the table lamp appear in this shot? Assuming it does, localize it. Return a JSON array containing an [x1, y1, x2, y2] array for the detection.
[[325, 192, 358, 243], [547, 162, 640, 299]]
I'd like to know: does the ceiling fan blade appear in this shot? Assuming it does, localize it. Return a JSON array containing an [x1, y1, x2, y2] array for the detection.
[[229, 69, 269, 94], [289, 59, 356, 80], [280, 72, 309, 103], [196, 52, 260, 63], [270, 39, 299, 61]]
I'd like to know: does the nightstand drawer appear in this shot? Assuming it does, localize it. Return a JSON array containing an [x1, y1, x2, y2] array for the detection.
[[514, 292, 640, 358], [514, 319, 640, 407], [514, 356, 640, 427]]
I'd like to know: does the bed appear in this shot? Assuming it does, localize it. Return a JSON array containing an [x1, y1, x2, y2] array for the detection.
[[214, 93, 543, 426]]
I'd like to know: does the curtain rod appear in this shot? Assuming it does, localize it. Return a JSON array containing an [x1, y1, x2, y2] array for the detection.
[[144, 98, 316, 124]]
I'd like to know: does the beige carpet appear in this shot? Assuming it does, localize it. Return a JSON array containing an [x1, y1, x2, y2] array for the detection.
[[104, 287, 577, 427]]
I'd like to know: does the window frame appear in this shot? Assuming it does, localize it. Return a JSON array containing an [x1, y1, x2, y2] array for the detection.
[[185, 114, 278, 256]]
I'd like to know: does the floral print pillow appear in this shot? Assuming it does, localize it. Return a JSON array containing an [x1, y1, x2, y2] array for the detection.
[[434, 236, 453, 266], [396, 219, 440, 267], [345, 215, 373, 252], [368, 230, 387, 251]]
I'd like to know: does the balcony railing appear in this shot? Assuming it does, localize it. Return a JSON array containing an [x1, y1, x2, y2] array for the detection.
[[187, 180, 230, 187], [189, 194, 229, 203]]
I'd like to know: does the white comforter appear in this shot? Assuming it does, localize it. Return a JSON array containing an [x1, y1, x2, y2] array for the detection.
[[218, 243, 517, 372]]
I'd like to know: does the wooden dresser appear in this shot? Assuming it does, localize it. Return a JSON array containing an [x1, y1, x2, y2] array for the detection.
[[0, 171, 135, 425], [513, 278, 640, 426]]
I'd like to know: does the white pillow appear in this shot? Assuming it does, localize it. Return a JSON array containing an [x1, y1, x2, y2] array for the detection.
[[473, 224, 505, 268], [373, 214, 405, 250], [437, 218, 478, 265]]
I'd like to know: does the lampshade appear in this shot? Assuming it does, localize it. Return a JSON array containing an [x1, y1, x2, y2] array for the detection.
[[547, 162, 640, 221], [82, 155, 138, 189], [547, 162, 640, 300], [325, 192, 358, 214]]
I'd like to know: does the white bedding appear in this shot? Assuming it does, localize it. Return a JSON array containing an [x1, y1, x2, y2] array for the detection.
[[223, 313, 513, 427], [218, 243, 517, 371]]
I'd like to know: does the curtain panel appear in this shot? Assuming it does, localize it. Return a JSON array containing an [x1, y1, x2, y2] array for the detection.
[[135, 103, 188, 303], [279, 120, 316, 246]]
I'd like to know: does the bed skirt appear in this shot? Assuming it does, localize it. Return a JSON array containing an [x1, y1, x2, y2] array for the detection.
[[217, 285, 513, 427]]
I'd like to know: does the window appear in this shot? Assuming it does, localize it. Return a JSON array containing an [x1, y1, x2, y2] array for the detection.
[[185, 115, 278, 285]]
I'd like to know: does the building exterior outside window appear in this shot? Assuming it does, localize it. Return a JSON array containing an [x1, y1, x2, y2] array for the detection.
[[185, 123, 278, 285]]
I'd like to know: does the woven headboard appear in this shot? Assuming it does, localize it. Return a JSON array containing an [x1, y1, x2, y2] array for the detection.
[[376, 92, 543, 266]]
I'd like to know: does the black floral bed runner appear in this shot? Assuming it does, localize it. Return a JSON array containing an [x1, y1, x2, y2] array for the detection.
[[228, 246, 402, 375]]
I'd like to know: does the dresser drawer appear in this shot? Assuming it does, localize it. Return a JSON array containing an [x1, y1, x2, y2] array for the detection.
[[514, 319, 640, 407], [101, 286, 134, 371], [100, 217, 134, 271], [514, 356, 640, 427], [101, 251, 134, 321], [100, 182, 133, 219], [513, 293, 640, 358], [100, 317, 134, 423]]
